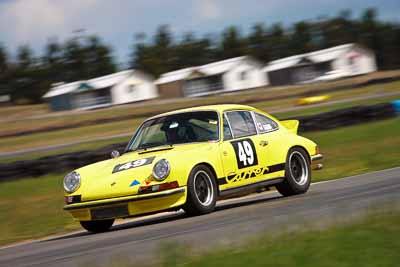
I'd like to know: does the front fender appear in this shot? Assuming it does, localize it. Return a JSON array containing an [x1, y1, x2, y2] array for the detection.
[[162, 143, 223, 188]]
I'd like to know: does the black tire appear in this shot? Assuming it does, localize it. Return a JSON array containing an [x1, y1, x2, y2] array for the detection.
[[80, 219, 114, 233], [276, 147, 311, 196], [183, 165, 217, 216]]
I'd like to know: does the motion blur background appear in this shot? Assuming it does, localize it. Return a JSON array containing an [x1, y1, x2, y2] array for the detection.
[[0, 1, 400, 266]]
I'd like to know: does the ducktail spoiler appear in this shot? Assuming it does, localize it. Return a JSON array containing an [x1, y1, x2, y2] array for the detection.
[[281, 120, 299, 134]]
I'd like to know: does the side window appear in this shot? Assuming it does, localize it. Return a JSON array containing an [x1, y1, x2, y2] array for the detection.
[[225, 111, 257, 138], [223, 115, 233, 140], [254, 112, 278, 133]]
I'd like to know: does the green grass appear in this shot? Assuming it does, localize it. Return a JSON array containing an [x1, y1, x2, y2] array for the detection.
[[0, 118, 142, 153], [305, 118, 400, 181], [1, 81, 400, 154], [154, 207, 400, 267], [0, 118, 400, 246], [1, 91, 398, 163], [0, 104, 48, 121], [0, 175, 76, 245], [1, 74, 400, 153]]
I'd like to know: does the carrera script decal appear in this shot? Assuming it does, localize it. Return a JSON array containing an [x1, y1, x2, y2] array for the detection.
[[226, 165, 268, 183], [218, 163, 286, 185], [112, 156, 155, 174]]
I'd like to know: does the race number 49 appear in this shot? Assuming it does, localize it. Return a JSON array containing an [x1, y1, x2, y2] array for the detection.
[[112, 156, 155, 173], [231, 139, 258, 169]]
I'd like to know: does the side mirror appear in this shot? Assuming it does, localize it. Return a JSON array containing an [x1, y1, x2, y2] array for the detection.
[[111, 150, 120, 159]]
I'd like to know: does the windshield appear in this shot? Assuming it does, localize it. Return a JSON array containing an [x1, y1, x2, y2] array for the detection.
[[127, 111, 219, 151]]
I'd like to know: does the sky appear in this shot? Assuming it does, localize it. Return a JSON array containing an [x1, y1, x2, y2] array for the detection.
[[0, 0, 399, 65]]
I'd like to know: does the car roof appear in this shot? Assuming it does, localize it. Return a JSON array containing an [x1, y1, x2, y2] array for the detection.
[[150, 104, 257, 119]]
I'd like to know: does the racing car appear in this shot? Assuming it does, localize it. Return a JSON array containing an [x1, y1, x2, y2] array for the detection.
[[63, 104, 323, 232]]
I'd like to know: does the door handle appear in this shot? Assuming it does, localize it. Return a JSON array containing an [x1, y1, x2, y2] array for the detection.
[[259, 140, 269, 147]]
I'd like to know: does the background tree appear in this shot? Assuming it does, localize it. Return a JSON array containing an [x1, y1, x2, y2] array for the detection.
[[1, 7, 400, 104], [85, 36, 116, 77], [247, 23, 270, 62], [0, 45, 7, 74], [0, 45, 10, 96], [289, 21, 315, 54], [174, 33, 213, 68], [219, 26, 247, 59], [44, 38, 63, 82], [267, 23, 290, 60]]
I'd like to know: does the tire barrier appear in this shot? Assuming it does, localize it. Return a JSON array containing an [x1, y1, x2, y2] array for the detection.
[[296, 102, 397, 132], [0, 143, 126, 182], [0, 101, 398, 182]]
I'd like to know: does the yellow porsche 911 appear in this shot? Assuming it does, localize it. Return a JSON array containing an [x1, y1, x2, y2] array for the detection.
[[63, 104, 323, 232]]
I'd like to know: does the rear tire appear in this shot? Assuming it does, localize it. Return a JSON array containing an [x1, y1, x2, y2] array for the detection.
[[183, 165, 217, 216], [276, 147, 311, 196], [80, 219, 114, 233]]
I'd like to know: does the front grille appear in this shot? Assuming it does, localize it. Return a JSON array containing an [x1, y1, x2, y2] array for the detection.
[[91, 205, 129, 220]]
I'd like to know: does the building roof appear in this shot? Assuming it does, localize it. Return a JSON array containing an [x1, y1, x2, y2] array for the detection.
[[263, 43, 357, 72], [43, 70, 139, 98], [86, 70, 133, 89], [43, 81, 83, 98], [155, 56, 260, 85]]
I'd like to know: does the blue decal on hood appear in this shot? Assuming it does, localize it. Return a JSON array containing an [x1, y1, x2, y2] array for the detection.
[[130, 179, 140, 187]]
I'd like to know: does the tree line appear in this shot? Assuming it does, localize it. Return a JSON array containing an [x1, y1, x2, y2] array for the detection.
[[0, 8, 399, 104]]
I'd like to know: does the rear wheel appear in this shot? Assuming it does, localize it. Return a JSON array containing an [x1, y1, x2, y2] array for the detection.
[[276, 148, 311, 196], [80, 219, 114, 233], [184, 165, 217, 216]]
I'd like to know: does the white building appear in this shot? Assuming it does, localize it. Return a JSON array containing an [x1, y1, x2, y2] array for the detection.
[[43, 70, 158, 111], [263, 43, 377, 86], [155, 56, 268, 98]]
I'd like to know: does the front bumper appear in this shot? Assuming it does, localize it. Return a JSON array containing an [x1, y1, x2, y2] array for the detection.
[[311, 153, 323, 170], [64, 187, 186, 221]]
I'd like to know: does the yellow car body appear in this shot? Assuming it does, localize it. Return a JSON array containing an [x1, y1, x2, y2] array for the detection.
[[63, 104, 322, 230]]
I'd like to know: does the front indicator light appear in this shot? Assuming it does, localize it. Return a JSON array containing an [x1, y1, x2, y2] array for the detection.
[[64, 195, 82, 204], [139, 181, 179, 194], [315, 145, 320, 155]]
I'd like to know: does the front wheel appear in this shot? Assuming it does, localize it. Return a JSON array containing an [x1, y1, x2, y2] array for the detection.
[[276, 148, 311, 196], [183, 165, 217, 216], [80, 219, 114, 233]]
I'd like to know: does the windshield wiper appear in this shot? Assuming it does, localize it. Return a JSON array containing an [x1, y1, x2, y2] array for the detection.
[[137, 143, 174, 154], [129, 143, 173, 152]]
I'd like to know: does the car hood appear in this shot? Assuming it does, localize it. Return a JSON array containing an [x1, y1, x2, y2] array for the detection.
[[72, 143, 213, 201]]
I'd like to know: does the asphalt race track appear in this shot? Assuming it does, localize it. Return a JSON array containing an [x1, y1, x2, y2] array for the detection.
[[1, 167, 400, 267]]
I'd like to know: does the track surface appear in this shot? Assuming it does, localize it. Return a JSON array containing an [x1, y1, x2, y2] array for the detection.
[[1, 167, 400, 267]]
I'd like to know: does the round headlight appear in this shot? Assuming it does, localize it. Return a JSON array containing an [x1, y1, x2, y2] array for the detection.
[[63, 171, 81, 193], [152, 159, 170, 181]]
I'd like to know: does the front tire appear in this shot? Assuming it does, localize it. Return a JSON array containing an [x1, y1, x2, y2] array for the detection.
[[276, 148, 311, 196], [183, 165, 217, 216], [80, 219, 114, 233]]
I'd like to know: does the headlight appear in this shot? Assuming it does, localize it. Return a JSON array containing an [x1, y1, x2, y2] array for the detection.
[[152, 159, 170, 181], [63, 171, 81, 193]]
